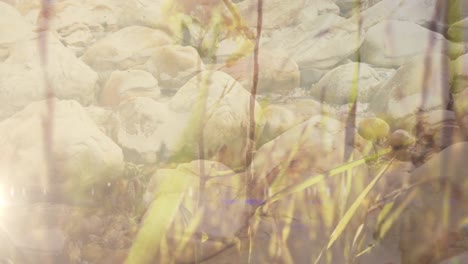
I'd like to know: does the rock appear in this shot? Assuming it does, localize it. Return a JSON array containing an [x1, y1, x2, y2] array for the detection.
[[258, 105, 303, 145], [81, 26, 173, 82], [389, 129, 415, 149], [262, 14, 364, 70], [0, 99, 124, 205], [396, 142, 468, 263], [117, 0, 168, 29], [310, 62, 383, 105], [220, 49, 300, 95], [432, 123, 465, 151], [295, 0, 340, 26], [373, 67, 396, 80], [0, 2, 33, 52], [353, 0, 468, 31], [387, 0, 448, 31], [360, 143, 468, 264], [334, 0, 369, 14], [236, 0, 305, 30], [369, 54, 452, 121], [360, 20, 464, 68], [111, 71, 264, 168], [314, 0, 340, 15], [169, 71, 264, 169], [250, 115, 367, 192], [300, 67, 327, 87], [144, 45, 204, 92], [142, 160, 251, 263], [85, 105, 113, 134], [279, 97, 332, 121], [110, 97, 187, 163], [295, 3, 319, 26], [35, 0, 123, 56], [0, 32, 98, 120], [0, 0, 16, 6], [351, 0, 403, 29], [100, 70, 160, 107], [331, 102, 375, 124]]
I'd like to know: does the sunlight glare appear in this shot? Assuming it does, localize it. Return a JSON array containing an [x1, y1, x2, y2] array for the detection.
[[0, 196, 7, 209], [0, 184, 12, 212]]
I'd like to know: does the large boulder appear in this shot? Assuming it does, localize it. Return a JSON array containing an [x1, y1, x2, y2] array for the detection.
[[250, 115, 367, 193], [81, 26, 173, 82], [279, 97, 333, 121], [314, 0, 340, 15], [34, 0, 124, 56], [360, 20, 464, 68], [369, 142, 468, 263], [0, 99, 124, 205], [236, 0, 305, 30], [85, 105, 113, 135], [110, 71, 264, 169], [117, 0, 167, 30], [369, 54, 453, 121], [220, 49, 300, 95], [387, 0, 449, 31], [169, 70, 265, 169], [262, 14, 364, 70], [110, 97, 187, 164], [0, 32, 98, 120], [354, 0, 468, 31], [143, 45, 204, 92], [310, 62, 383, 105], [258, 105, 304, 145], [99, 70, 160, 107], [334, 0, 373, 14], [351, 0, 402, 29], [0, 2, 33, 56]]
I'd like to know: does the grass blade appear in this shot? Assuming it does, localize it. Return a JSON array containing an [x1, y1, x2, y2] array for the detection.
[[326, 156, 395, 250], [125, 172, 192, 264], [375, 189, 419, 240], [261, 148, 392, 207]]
